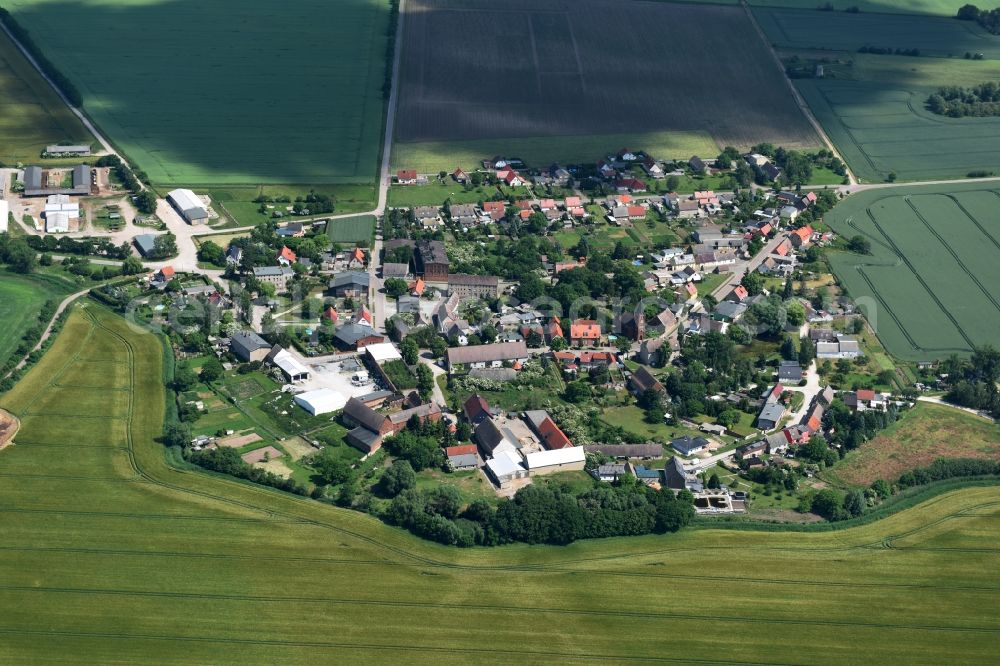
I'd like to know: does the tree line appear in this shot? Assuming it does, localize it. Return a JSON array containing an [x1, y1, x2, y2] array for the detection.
[[957, 4, 1000, 34], [927, 82, 1000, 117], [939, 346, 1000, 417], [381, 477, 695, 547]]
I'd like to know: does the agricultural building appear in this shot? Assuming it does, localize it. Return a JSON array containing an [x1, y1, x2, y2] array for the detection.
[[167, 189, 209, 224], [294, 389, 348, 416]]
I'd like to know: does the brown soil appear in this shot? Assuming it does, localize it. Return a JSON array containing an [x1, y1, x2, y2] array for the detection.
[[0, 409, 19, 449]]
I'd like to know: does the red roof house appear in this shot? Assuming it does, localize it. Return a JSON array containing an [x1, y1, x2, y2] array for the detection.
[[277, 246, 297, 265], [538, 417, 572, 449], [570, 319, 602, 345]]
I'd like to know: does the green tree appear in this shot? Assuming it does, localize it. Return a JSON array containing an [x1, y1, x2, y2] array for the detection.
[[741, 271, 764, 296], [615, 336, 632, 356], [379, 460, 416, 497], [707, 473, 721, 489], [163, 422, 191, 448], [199, 357, 224, 383], [400, 337, 419, 365], [173, 363, 198, 391], [197, 241, 226, 267], [847, 235, 871, 255], [384, 277, 409, 299], [2, 238, 37, 273], [415, 363, 434, 398], [121, 255, 144, 275], [314, 455, 355, 486]]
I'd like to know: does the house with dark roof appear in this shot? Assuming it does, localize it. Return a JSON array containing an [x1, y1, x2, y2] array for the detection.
[[333, 323, 385, 351], [663, 456, 703, 492], [463, 394, 492, 426], [328, 271, 370, 298], [230, 330, 271, 362], [671, 436, 709, 457], [415, 240, 449, 282], [778, 360, 803, 382], [628, 366, 664, 397]]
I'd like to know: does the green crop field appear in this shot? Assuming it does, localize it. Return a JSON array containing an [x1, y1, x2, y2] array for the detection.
[[1, 0, 390, 186], [391, 131, 719, 174], [0, 28, 93, 165], [1, 305, 1000, 662], [825, 182, 1000, 361], [755, 5, 1000, 58], [0, 272, 71, 370], [753, 6, 1000, 181], [749, 1, 977, 14]]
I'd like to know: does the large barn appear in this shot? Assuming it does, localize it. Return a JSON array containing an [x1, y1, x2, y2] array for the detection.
[[167, 189, 209, 224]]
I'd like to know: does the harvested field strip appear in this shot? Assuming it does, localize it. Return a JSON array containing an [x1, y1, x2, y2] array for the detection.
[[397, 0, 818, 157]]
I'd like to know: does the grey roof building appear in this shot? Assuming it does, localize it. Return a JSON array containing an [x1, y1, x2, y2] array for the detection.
[[778, 360, 803, 382], [670, 436, 709, 457], [230, 330, 271, 362], [133, 233, 160, 257], [757, 402, 786, 430], [328, 271, 370, 294]]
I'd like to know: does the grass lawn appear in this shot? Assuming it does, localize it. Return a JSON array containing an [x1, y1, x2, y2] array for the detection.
[[601, 404, 703, 449], [0, 28, 94, 165], [3, 0, 390, 186], [0, 305, 1000, 661], [325, 215, 376, 247], [387, 182, 499, 208], [827, 403, 1000, 488], [209, 184, 378, 226], [414, 468, 495, 506], [696, 272, 728, 297]]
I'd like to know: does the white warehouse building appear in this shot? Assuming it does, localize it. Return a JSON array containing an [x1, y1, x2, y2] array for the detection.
[[294, 389, 348, 416], [0, 199, 8, 233], [167, 188, 209, 224]]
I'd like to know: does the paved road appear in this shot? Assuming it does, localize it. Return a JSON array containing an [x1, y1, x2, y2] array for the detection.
[[374, 0, 407, 216], [418, 352, 448, 407], [687, 448, 739, 473], [710, 231, 789, 301], [784, 360, 821, 425]]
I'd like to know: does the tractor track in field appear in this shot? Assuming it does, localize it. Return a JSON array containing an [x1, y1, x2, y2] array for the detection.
[[862, 205, 977, 350], [904, 197, 1000, 315], [0, 628, 794, 666], [1, 584, 998, 635]]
